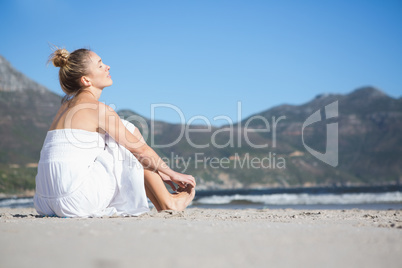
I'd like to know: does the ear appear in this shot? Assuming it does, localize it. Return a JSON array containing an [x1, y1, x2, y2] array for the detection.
[[80, 76, 92, 87]]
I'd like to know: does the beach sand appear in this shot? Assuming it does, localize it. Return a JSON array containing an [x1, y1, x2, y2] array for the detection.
[[0, 207, 401, 268]]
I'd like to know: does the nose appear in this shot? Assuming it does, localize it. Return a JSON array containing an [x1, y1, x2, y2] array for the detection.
[[106, 65, 110, 71]]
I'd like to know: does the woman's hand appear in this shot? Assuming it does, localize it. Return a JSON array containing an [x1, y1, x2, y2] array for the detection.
[[157, 170, 177, 192], [171, 172, 196, 189], [158, 170, 196, 191]]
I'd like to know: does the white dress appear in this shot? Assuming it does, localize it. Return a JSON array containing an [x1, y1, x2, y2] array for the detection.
[[34, 119, 150, 217]]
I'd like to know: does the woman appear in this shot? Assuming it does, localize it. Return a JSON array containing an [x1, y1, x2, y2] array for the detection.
[[34, 48, 196, 217]]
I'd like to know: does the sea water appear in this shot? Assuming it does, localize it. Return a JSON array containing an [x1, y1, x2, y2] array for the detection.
[[1, 185, 402, 210], [192, 185, 402, 210]]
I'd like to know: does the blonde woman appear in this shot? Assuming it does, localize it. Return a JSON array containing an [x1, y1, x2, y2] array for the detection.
[[34, 48, 195, 217]]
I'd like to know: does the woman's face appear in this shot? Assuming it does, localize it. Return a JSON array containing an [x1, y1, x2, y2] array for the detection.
[[85, 51, 113, 89]]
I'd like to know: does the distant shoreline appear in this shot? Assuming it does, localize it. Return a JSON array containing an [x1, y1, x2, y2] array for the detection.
[[1, 183, 401, 200], [2, 184, 401, 210]]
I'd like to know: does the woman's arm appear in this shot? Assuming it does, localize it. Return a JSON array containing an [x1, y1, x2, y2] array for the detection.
[[98, 102, 196, 188]]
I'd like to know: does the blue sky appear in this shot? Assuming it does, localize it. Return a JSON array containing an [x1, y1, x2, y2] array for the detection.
[[1, 0, 401, 125]]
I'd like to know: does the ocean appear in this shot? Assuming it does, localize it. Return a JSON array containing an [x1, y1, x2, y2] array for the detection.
[[1, 185, 402, 210]]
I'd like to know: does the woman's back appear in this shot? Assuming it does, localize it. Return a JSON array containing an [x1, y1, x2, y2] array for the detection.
[[49, 95, 102, 133], [36, 128, 105, 196], [39, 93, 108, 197]]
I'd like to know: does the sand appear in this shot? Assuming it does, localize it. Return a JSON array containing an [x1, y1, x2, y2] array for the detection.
[[0, 207, 401, 268]]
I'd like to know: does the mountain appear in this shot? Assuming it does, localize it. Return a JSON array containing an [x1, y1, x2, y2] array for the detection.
[[0, 54, 401, 193], [0, 55, 62, 193], [236, 87, 402, 187], [0, 55, 61, 164], [118, 87, 402, 189]]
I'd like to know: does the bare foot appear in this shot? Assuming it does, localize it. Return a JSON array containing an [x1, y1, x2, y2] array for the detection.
[[164, 185, 195, 211]]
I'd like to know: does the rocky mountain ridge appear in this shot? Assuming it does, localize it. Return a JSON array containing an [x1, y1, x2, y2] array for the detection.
[[118, 86, 402, 189], [0, 55, 48, 93]]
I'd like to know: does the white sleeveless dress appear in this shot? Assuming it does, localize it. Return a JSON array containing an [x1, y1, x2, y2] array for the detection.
[[34, 119, 150, 217]]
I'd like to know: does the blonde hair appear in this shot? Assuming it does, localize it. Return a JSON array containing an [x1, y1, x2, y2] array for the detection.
[[48, 47, 91, 103]]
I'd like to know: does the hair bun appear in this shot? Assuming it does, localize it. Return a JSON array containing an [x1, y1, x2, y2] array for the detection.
[[50, 48, 70, 68]]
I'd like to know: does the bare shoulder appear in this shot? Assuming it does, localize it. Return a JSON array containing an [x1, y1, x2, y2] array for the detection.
[[97, 101, 117, 114], [55, 99, 103, 131]]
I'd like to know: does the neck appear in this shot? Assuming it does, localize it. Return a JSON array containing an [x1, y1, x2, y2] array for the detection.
[[80, 87, 102, 100]]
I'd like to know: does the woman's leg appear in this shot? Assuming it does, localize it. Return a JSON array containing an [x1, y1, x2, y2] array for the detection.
[[144, 183, 162, 211], [144, 169, 195, 211]]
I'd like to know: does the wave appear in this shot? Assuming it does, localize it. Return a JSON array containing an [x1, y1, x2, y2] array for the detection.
[[0, 197, 34, 208], [195, 191, 402, 205], [0, 197, 155, 209], [2, 190, 402, 209]]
